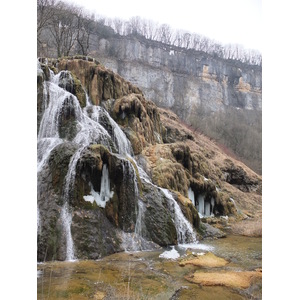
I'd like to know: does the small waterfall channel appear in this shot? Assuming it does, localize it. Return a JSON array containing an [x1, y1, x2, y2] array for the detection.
[[137, 166, 198, 244], [37, 60, 199, 260]]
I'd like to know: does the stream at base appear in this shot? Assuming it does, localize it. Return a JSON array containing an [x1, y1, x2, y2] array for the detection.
[[37, 235, 262, 300]]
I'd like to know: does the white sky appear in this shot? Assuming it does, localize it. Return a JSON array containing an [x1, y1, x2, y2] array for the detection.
[[66, 0, 262, 51]]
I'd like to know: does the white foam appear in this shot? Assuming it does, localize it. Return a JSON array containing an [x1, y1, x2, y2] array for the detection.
[[178, 243, 214, 251], [159, 246, 180, 260]]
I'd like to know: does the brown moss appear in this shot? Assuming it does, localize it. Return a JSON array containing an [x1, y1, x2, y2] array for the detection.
[[231, 218, 262, 237], [57, 58, 142, 106], [179, 252, 229, 268], [152, 160, 188, 195], [185, 270, 262, 289]]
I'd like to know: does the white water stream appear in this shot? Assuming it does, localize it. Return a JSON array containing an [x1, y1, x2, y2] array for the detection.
[[137, 165, 198, 244], [38, 61, 199, 259]]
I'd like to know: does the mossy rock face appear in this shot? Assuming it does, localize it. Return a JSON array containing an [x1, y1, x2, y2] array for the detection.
[[37, 203, 63, 261], [72, 76, 86, 107], [48, 142, 78, 199], [152, 160, 189, 195], [142, 182, 177, 246], [123, 127, 143, 155], [215, 192, 237, 216], [171, 143, 192, 172], [108, 156, 138, 232], [74, 144, 138, 232], [71, 208, 122, 259], [189, 177, 216, 197], [191, 152, 210, 178], [37, 169, 65, 262], [221, 161, 260, 193], [56, 70, 86, 108], [111, 94, 160, 154], [57, 95, 80, 140]]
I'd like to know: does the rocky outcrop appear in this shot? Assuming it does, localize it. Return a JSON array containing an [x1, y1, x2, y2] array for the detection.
[[57, 57, 141, 106], [90, 36, 262, 120], [37, 57, 262, 261]]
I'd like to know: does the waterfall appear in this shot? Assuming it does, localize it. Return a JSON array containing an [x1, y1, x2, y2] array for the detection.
[[38, 68, 112, 261], [101, 108, 133, 156], [188, 187, 195, 205], [85, 91, 93, 107], [61, 203, 76, 261], [37, 61, 199, 259], [197, 194, 205, 217], [136, 163, 197, 244], [84, 105, 133, 156], [98, 164, 112, 205], [161, 188, 198, 244], [205, 201, 211, 216], [135, 200, 145, 237]]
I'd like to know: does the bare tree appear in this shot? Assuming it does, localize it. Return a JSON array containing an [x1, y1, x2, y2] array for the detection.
[[157, 24, 173, 44], [37, 0, 262, 65], [76, 10, 95, 55], [47, 2, 79, 57], [37, 0, 58, 43], [182, 32, 191, 49], [128, 16, 143, 35], [112, 18, 124, 35]]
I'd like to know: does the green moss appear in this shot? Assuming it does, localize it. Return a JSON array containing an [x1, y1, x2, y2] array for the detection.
[[72, 75, 86, 108], [49, 144, 77, 196]]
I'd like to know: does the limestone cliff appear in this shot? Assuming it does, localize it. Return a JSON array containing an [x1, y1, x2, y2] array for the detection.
[[90, 36, 262, 120]]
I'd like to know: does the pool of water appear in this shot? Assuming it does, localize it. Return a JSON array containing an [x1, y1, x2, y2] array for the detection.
[[37, 235, 262, 299]]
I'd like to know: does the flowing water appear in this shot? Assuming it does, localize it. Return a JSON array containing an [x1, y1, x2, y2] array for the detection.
[[161, 188, 198, 244], [137, 165, 198, 245], [37, 235, 262, 300], [38, 69, 113, 261], [38, 65, 165, 260]]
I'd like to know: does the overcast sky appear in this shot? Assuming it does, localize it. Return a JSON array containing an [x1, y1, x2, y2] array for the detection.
[[66, 0, 262, 52]]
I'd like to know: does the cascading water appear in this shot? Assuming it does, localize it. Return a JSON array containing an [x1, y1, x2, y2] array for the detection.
[[134, 200, 145, 237], [188, 187, 195, 206], [38, 66, 113, 261], [197, 194, 205, 217], [84, 105, 133, 156], [37, 59, 199, 259], [138, 166, 198, 244], [161, 188, 198, 244], [61, 203, 76, 261]]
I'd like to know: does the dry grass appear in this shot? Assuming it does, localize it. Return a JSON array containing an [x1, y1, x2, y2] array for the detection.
[[231, 219, 262, 237]]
